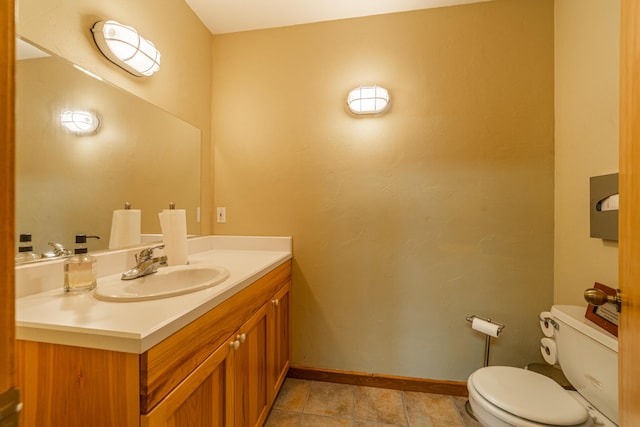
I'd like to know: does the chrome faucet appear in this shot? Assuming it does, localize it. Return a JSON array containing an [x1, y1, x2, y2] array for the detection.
[[121, 244, 168, 280]]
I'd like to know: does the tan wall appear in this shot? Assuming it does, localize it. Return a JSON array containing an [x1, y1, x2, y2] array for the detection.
[[554, 0, 620, 305], [212, 0, 554, 381], [16, 0, 214, 234]]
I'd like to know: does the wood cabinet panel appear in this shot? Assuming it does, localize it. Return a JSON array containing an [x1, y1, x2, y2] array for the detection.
[[142, 339, 232, 427], [231, 304, 270, 427], [268, 281, 290, 401], [16, 340, 139, 427]]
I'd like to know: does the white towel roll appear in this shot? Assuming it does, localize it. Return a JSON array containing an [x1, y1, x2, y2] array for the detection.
[[108, 209, 141, 249], [159, 209, 189, 266], [539, 311, 555, 337], [540, 337, 559, 365]]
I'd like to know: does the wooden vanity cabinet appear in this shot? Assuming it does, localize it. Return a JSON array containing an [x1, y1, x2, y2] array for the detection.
[[17, 260, 291, 427], [267, 281, 290, 400]]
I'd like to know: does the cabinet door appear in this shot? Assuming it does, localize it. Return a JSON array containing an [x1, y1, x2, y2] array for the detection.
[[268, 281, 291, 400], [141, 339, 233, 427], [231, 303, 270, 427]]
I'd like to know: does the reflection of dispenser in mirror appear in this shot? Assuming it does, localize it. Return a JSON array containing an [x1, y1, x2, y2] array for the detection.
[[15, 233, 40, 264], [590, 173, 618, 241]]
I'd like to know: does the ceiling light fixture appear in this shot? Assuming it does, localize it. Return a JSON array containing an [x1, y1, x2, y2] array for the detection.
[[91, 20, 161, 77], [347, 85, 390, 115], [60, 110, 100, 135]]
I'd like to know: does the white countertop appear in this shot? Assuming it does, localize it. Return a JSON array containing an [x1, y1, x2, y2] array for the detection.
[[15, 236, 292, 354]]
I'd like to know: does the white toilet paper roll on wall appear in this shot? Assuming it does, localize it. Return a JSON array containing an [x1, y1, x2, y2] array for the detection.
[[471, 317, 501, 338], [158, 209, 189, 266], [108, 209, 141, 249], [540, 337, 559, 365], [539, 311, 555, 337]]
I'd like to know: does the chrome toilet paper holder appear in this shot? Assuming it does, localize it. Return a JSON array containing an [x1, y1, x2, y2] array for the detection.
[[466, 315, 505, 368], [466, 315, 505, 337]]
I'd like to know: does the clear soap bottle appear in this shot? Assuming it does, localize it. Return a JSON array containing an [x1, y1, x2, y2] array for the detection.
[[15, 233, 40, 264], [64, 234, 100, 292]]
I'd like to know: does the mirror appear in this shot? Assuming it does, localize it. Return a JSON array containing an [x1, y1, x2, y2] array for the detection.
[[15, 37, 201, 256]]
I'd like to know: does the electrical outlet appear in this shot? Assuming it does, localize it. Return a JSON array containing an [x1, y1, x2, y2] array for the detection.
[[216, 207, 226, 223]]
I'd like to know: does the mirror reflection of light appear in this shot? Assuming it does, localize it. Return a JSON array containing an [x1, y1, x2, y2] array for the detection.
[[60, 110, 100, 135]]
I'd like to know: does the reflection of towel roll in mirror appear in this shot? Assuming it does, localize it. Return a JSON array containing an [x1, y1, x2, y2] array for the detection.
[[108, 209, 141, 249], [596, 193, 619, 211], [159, 209, 189, 266]]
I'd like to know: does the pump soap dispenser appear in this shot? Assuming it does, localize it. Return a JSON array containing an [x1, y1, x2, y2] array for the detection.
[[64, 234, 100, 292], [15, 233, 40, 264]]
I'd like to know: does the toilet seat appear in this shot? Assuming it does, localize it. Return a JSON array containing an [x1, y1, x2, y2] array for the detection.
[[468, 366, 591, 426]]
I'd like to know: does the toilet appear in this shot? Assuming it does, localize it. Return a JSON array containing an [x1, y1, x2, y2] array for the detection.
[[467, 305, 618, 427]]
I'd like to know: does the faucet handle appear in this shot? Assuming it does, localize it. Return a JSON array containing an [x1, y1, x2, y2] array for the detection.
[[136, 244, 165, 262]]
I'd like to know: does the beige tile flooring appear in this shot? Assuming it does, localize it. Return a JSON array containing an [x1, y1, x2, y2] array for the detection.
[[265, 378, 483, 427]]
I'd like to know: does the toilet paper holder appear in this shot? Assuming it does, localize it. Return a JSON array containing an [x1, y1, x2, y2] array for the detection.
[[465, 315, 505, 336], [539, 314, 559, 331], [466, 315, 505, 369]]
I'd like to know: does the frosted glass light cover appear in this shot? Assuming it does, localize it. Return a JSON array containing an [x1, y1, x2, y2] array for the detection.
[[347, 86, 390, 115], [60, 110, 100, 134], [91, 20, 161, 77]]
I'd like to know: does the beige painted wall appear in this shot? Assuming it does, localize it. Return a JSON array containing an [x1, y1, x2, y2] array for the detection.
[[554, 0, 620, 305], [212, 0, 554, 381], [16, 0, 215, 234]]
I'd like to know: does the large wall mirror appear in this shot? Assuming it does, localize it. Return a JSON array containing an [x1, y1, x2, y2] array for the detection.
[[15, 37, 201, 256]]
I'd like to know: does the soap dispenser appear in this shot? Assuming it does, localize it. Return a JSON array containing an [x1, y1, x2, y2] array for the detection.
[[15, 233, 40, 264], [64, 234, 100, 292]]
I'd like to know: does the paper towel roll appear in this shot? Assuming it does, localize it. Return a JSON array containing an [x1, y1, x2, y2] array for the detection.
[[539, 311, 555, 337], [540, 337, 559, 365], [472, 317, 501, 338], [108, 209, 141, 249], [159, 209, 189, 266]]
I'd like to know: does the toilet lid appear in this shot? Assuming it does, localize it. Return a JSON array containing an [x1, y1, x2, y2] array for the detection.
[[471, 366, 589, 426]]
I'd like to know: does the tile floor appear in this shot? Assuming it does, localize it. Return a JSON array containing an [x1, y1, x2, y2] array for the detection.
[[264, 378, 483, 427]]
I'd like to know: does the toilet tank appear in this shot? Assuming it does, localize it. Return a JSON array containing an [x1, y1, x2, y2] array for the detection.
[[551, 305, 618, 425]]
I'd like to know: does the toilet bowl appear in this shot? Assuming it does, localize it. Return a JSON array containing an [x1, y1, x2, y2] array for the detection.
[[467, 305, 618, 427], [467, 366, 593, 427]]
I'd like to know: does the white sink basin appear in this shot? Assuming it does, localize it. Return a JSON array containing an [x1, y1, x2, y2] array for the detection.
[[94, 265, 230, 302]]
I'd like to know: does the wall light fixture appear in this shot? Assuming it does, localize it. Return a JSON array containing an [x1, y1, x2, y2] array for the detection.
[[91, 20, 161, 77], [60, 110, 100, 135], [347, 85, 390, 115]]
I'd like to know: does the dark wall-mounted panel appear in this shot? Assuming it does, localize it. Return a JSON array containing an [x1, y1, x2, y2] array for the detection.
[[590, 173, 618, 241]]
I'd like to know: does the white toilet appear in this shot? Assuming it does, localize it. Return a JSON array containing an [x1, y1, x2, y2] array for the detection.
[[467, 305, 618, 427]]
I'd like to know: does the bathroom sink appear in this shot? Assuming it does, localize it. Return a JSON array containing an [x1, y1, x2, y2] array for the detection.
[[94, 265, 230, 302]]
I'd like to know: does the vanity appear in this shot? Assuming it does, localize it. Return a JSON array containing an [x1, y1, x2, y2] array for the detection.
[[14, 236, 292, 427]]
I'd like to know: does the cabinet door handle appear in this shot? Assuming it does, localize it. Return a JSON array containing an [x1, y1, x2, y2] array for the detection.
[[272, 299, 279, 306], [230, 339, 240, 350], [238, 333, 246, 343]]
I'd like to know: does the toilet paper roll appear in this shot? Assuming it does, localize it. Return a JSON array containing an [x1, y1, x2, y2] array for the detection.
[[108, 209, 141, 249], [472, 317, 501, 338], [159, 209, 189, 266], [539, 311, 555, 337], [540, 337, 559, 365]]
